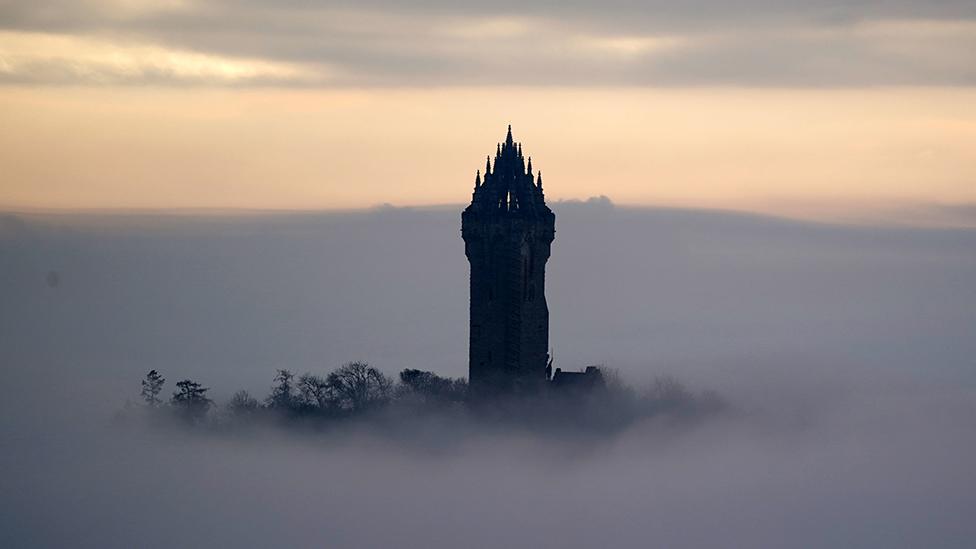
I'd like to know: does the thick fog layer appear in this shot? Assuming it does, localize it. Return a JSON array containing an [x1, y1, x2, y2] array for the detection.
[[2, 203, 975, 548]]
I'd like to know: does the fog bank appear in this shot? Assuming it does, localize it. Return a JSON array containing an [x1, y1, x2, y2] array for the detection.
[[1, 204, 975, 547]]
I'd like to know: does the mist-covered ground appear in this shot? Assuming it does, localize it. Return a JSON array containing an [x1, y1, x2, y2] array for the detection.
[[2, 201, 975, 548]]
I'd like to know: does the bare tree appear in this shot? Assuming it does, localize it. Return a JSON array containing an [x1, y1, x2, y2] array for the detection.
[[327, 362, 392, 412], [140, 370, 165, 407], [297, 373, 332, 410], [643, 375, 695, 415], [398, 369, 467, 405], [228, 390, 260, 417], [599, 367, 635, 403]]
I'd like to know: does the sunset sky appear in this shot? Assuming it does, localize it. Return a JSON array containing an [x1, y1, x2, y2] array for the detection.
[[2, 1, 975, 223]]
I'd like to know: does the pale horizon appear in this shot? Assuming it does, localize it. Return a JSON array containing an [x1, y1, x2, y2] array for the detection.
[[3, 86, 976, 227]]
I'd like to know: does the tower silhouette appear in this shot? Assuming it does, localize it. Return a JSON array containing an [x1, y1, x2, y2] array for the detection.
[[462, 126, 555, 398]]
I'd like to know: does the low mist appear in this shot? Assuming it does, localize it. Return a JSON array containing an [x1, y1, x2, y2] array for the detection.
[[2, 203, 975, 548]]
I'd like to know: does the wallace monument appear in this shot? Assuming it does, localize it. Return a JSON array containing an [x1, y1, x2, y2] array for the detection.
[[463, 126, 576, 399]]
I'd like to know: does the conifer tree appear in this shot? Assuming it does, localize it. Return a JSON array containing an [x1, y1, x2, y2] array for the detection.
[[140, 369, 165, 407], [170, 379, 212, 422]]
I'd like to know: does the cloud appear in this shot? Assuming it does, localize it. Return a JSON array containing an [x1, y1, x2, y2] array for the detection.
[[0, 1, 974, 86], [0, 31, 328, 86]]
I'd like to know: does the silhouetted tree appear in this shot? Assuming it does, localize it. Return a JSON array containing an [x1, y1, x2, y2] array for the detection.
[[228, 390, 260, 417], [643, 375, 695, 415], [297, 373, 332, 411], [398, 369, 467, 405], [266, 369, 295, 410], [170, 379, 212, 422], [599, 368, 636, 404], [140, 369, 166, 407], [327, 362, 392, 412], [129, 361, 727, 433]]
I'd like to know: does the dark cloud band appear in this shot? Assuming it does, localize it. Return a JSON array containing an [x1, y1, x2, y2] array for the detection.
[[1, 0, 974, 86]]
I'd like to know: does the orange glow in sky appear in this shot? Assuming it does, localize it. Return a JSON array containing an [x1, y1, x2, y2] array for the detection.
[[3, 86, 974, 225]]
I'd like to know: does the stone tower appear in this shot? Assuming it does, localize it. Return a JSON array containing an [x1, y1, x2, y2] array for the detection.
[[462, 126, 555, 398]]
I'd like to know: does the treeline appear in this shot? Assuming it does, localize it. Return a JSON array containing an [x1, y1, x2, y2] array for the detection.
[[137, 362, 466, 425], [132, 362, 727, 432]]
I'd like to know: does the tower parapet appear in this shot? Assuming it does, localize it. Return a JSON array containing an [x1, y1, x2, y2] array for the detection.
[[462, 126, 555, 398]]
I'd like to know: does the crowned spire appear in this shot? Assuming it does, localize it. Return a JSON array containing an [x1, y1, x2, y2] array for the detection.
[[466, 126, 550, 216]]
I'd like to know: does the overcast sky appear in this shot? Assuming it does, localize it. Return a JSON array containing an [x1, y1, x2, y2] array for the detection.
[[3, 0, 976, 86], [1, 1, 974, 220]]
